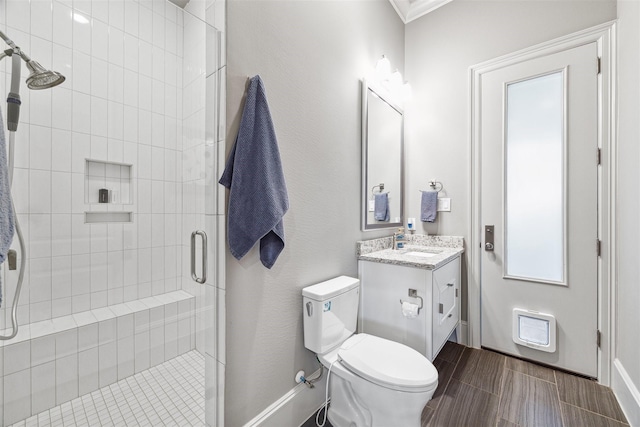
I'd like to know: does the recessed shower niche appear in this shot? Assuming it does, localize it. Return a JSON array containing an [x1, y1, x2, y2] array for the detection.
[[84, 159, 134, 223]]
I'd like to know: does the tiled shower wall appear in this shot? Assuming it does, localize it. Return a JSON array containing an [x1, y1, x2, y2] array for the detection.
[[0, 0, 188, 326]]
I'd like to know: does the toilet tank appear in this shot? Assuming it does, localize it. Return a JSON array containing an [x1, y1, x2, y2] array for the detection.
[[302, 276, 360, 354]]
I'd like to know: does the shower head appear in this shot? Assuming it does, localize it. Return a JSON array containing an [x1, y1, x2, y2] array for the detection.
[[25, 60, 66, 90], [1, 29, 66, 131], [0, 30, 66, 90]]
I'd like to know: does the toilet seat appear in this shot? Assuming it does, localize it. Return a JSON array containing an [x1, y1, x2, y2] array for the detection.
[[337, 334, 438, 393]]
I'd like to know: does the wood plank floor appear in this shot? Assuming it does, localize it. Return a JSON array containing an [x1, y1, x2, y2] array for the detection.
[[304, 342, 629, 427], [422, 342, 629, 427]]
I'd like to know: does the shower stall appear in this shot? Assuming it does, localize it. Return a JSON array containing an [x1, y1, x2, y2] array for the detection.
[[0, 0, 226, 425]]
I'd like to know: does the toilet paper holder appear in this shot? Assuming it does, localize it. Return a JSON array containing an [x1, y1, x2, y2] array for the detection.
[[400, 289, 424, 314]]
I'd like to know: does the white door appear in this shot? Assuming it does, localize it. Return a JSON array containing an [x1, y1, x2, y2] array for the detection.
[[480, 42, 599, 377]]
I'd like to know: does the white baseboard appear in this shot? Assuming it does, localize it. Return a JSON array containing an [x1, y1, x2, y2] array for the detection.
[[612, 359, 640, 427], [243, 369, 327, 427], [459, 321, 469, 346]]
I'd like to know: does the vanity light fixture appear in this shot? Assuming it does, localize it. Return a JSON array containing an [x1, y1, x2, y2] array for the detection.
[[372, 56, 412, 103], [390, 69, 403, 88], [402, 82, 413, 101], [376, 55, 392, 82]]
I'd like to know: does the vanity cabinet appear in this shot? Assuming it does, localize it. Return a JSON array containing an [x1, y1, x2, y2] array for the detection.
[[358, 255, 461, 361]]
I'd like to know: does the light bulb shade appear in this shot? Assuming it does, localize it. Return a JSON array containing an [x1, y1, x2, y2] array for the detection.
[[375, 56, 391, 82], [402, 82, 413, 101], [26, 60, 66, 90], [390, 70, 403, 91]]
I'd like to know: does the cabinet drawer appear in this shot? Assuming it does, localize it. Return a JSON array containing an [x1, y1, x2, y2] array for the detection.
[[432, 257, 460, 353]]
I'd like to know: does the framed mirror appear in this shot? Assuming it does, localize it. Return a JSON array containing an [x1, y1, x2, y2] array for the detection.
[[361, 80, 404, 230]]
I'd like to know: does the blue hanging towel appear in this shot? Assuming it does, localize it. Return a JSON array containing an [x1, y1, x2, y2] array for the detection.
[[219, 76, 289, 269], [374, 192, 389, 222], [421, 190, 438, 223], [0, 105, 16, 306]]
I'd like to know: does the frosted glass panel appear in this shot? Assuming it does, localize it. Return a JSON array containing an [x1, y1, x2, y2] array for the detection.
[[505, 72, 564, 283], [518, 314, 550, 346]]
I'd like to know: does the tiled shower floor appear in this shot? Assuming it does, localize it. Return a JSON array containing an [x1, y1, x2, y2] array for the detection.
[[10, 351, 205, 427]]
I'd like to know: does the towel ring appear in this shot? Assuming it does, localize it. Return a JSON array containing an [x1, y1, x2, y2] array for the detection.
[[429, 180, 443, 192], [371, 183, 385, 194]]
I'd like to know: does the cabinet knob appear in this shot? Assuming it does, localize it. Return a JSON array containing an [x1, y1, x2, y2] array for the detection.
[[448, 313, 452, 318]]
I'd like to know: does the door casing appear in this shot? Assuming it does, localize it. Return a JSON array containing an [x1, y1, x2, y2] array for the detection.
[[468, 21, 616, 385]]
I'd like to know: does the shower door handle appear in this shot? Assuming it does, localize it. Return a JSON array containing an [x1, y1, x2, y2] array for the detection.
[[191, 230, 207, 284]]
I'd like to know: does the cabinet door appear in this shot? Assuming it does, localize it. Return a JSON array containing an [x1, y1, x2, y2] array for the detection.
[[359, 261, 429, 355], [432, 257, 460, 356]]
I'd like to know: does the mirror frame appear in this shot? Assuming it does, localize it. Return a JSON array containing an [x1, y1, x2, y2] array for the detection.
[[361, 79, 404, 231]]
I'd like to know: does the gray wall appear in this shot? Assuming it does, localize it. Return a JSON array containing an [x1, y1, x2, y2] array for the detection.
[[615, 1, 640, 423], [224, 1, 629, 424], [404, 0, 617, 319], [225, 1, 404, 425]]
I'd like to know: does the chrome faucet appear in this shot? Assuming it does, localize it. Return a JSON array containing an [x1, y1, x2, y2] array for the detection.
[[392, 227, 405, 250]]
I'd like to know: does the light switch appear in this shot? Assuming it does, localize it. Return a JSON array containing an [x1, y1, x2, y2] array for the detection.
[[368, 200, 375, 212], [437, 198, 451, 212]]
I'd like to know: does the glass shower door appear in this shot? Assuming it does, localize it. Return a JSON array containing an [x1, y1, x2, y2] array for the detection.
[[0, 0, 225, 425]]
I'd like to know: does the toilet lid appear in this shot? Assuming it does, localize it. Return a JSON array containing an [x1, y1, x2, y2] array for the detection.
[[337, 334, 438, 392]]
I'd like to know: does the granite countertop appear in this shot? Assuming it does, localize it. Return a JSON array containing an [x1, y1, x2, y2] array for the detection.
[[357, 235, 464, 270]]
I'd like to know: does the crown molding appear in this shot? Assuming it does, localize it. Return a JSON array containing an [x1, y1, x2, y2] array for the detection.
[[388, 0, 453, 24]]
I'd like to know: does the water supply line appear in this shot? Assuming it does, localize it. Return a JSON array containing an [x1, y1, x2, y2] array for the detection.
[[297, 358, 325, 388], [316, 359, 338, 427]]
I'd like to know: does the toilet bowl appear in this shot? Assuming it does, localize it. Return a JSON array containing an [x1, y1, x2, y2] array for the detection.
[[302, 276, 438, 427], [320, 334, 438, 427]]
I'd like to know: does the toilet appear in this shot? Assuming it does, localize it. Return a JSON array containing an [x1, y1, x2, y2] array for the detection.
[[303, 276, 438, 427]]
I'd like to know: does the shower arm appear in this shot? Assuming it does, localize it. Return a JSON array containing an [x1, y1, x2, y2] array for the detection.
[[0, 30, 32, 63], [0, 29, 17, 50]]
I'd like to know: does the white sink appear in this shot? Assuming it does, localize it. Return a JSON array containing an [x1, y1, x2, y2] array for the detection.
[[404, 251, 439, 258]]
